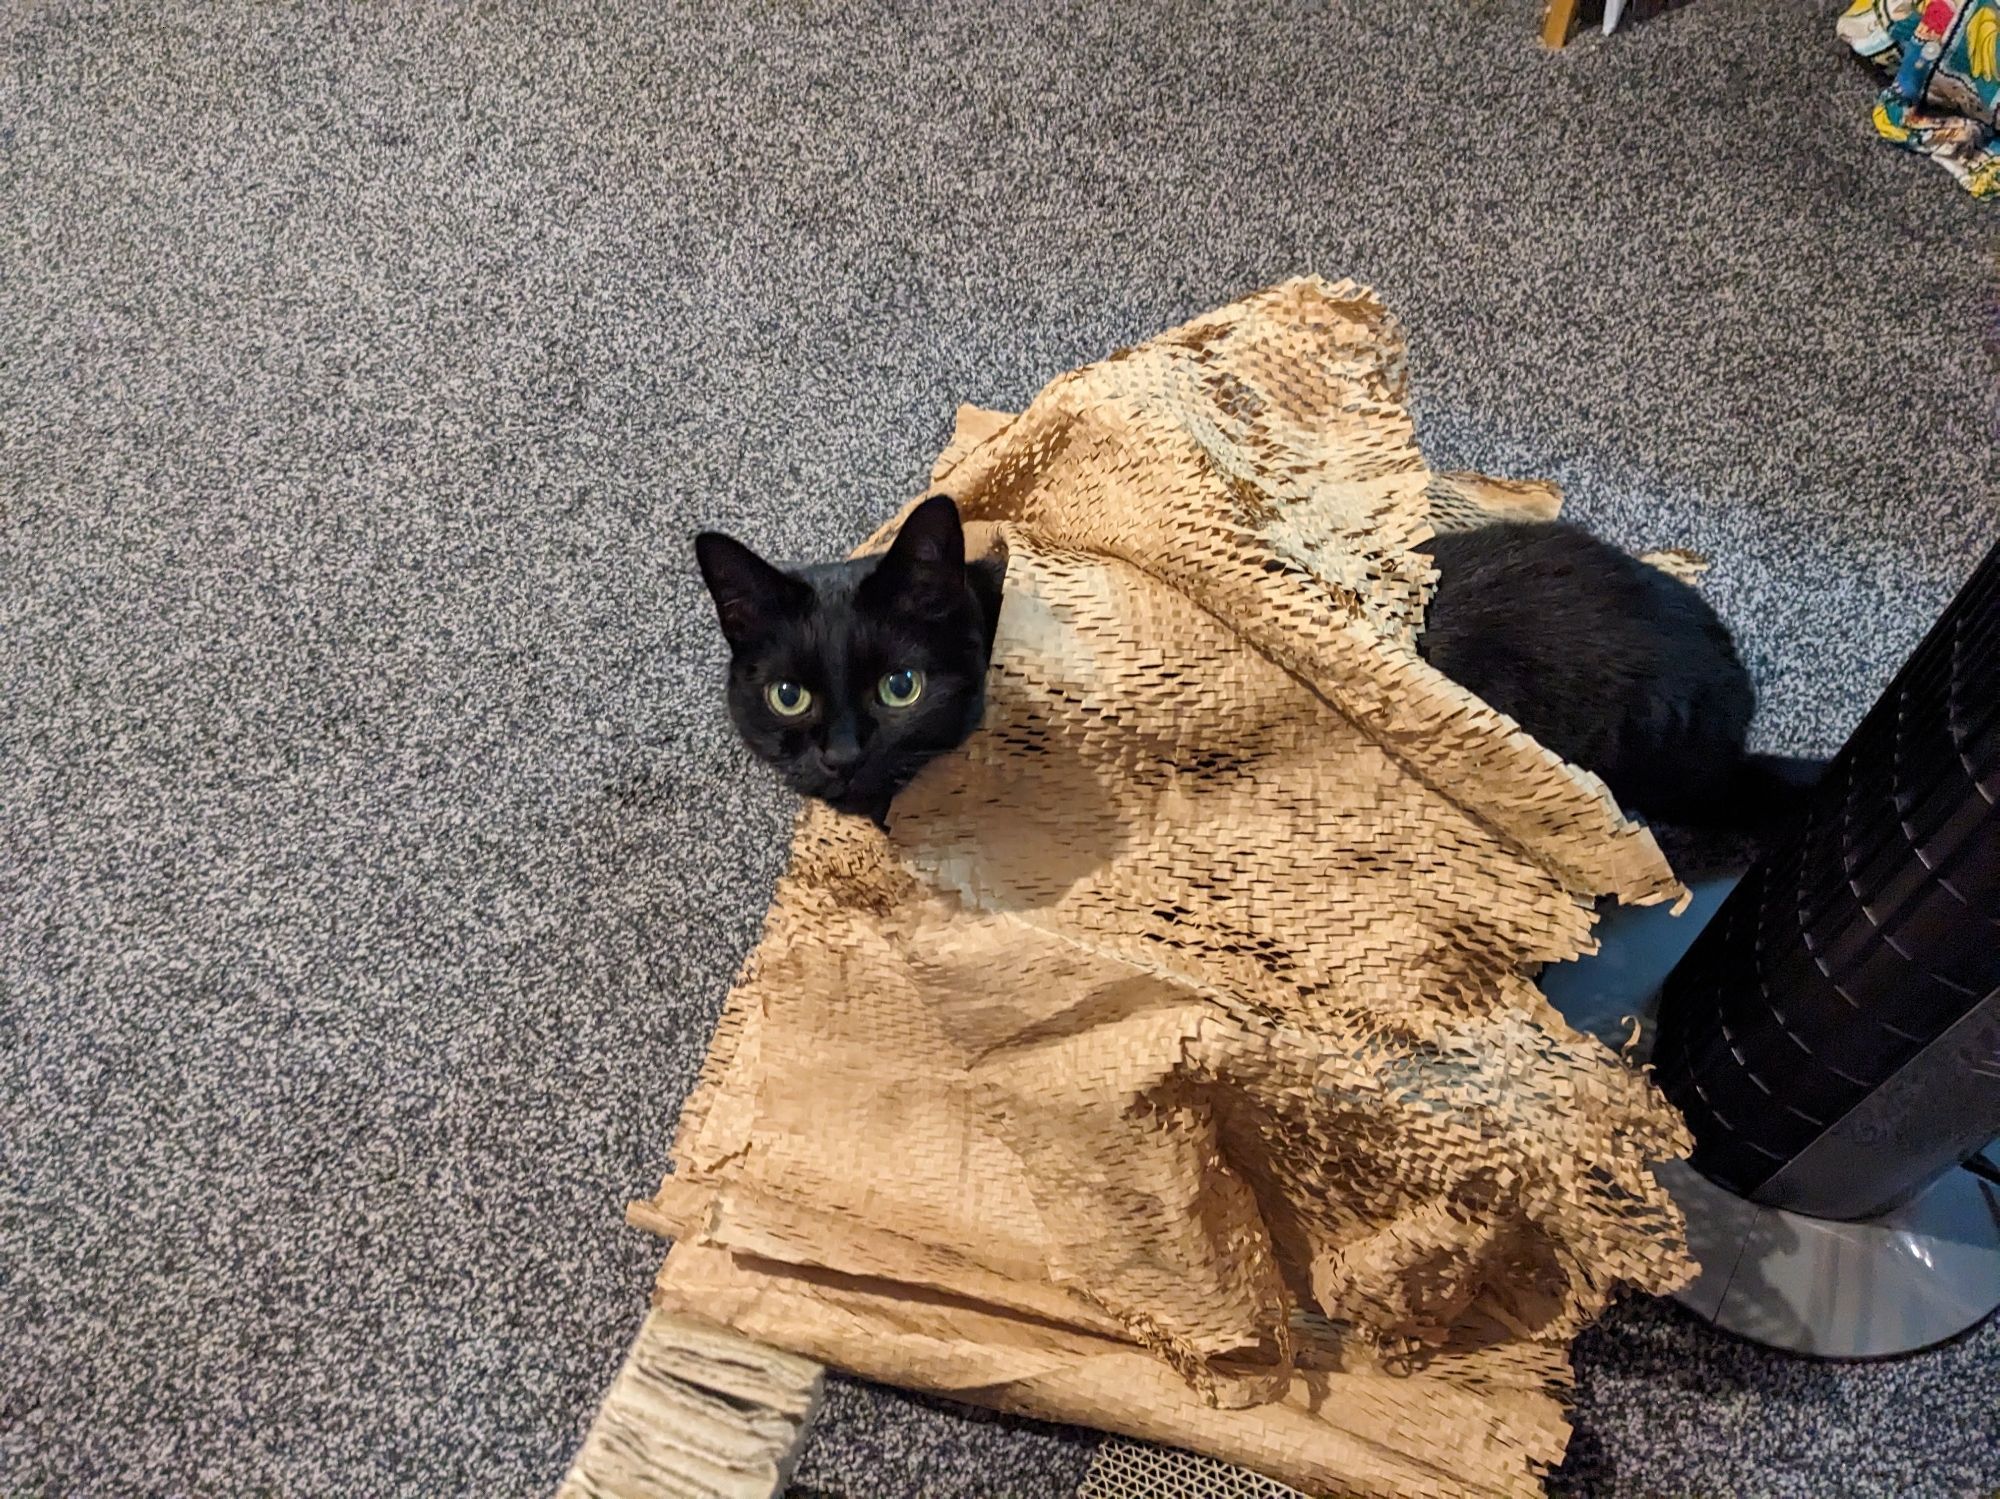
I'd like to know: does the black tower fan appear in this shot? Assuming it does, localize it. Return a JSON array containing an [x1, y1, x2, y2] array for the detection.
[[1649, 536, 2000, 1355]]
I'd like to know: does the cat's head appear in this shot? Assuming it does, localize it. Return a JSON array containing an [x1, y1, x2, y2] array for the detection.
[[694, 494, 1004, 825]]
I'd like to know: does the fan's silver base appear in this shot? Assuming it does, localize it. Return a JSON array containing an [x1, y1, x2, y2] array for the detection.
[[1656, 1157, 2000, 1357], [1538, 872, 2000, 1358]]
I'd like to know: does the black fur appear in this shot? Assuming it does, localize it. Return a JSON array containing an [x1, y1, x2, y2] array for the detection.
[[697, 503, 1813, 834], [1417, 521, 1817, 829], [694, 495, 1004, 826]]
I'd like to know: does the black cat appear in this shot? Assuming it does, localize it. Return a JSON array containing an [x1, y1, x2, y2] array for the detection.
[[694, 495, 1005, 826], [1415, 521, 1821, 827], [696, 497, 1815, 829]]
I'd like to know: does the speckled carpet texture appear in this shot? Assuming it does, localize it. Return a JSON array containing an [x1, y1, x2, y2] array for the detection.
[[2, 2, 1994, 1496]]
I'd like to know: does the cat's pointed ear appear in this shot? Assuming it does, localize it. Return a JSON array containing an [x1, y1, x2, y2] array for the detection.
[[864, 494, 966, 617], [884, 493, 966, 573], [694, 530, 809, 650]]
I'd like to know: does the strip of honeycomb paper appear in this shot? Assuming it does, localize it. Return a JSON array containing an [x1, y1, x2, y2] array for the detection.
[[639, 278, 1697, 1498]]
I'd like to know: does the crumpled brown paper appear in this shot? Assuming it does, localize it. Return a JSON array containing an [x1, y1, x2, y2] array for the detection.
[[635, 278, 1695, 1498]]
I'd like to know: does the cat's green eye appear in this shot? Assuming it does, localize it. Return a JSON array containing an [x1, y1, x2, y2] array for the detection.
[[877, 669, 925, 708], [765, 680, 813, 718]]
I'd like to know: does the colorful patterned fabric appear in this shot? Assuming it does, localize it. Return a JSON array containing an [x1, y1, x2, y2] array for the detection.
[[1839, 0, 2000, 195]]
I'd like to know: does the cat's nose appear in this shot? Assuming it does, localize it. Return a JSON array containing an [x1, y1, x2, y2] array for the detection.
[[823, 723, 863, 770]]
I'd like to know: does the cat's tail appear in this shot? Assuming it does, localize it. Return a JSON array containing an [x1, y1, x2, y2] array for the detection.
[[1711, 753, 1831, 836]]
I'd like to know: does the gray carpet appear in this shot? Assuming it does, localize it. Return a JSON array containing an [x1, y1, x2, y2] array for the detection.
[[2, 2, 1994, 1496]]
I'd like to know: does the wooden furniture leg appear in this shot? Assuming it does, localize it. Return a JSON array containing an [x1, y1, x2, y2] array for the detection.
[[1542, 0, 1583, 47]]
